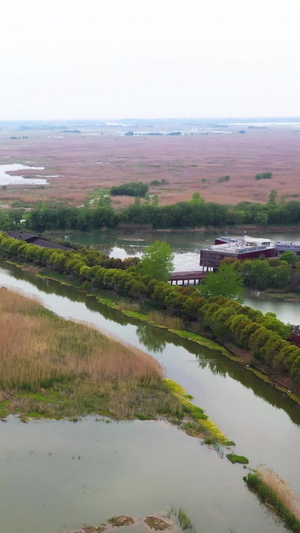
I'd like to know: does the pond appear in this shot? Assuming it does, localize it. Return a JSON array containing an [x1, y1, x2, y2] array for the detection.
[[0, 163, 48, 185], [0, 261, 299, 532]]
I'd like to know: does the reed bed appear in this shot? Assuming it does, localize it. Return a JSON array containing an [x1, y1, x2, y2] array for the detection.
[[245, 466, 300, 532], [149, 311, 183, 330], [117, 300, 140, 312], [257, 466, 300, 521], [0, 288, 181, 419]]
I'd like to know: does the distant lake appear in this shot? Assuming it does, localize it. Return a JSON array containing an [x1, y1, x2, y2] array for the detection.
[[0, 163, 48, 185]]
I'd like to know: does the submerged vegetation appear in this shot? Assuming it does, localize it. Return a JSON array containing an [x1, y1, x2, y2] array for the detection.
[[167, 508, 195, 532], [64, 510, 192, 532], [244, 466, 300, 532]]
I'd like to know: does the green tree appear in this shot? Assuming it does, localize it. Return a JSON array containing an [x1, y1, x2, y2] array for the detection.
[[140, 241, 174, 282], [198, 264, 244, 301], [151, 194, 159, 206], [280, 251, 298, 265], [191, 192, 205, 204], [254, 211, 268, 226], [268, 189, 278, 205]]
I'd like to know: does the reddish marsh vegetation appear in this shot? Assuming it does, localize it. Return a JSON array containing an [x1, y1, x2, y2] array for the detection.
[[1, 126, 300, 208]]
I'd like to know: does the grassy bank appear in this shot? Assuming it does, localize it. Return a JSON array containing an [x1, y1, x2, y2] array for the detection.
[[244, 466, 300, 533], [258, 289, 300, 302], [108, 306, 232, 358], [0, 288, 230, 446], [0, 288, 182, 421], [163, 379, 231, 446], [4, 256, 300, 407]]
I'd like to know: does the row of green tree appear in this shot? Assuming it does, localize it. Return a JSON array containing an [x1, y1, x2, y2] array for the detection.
[[1, 233, 299, 389], [1, 191, 300, 232]]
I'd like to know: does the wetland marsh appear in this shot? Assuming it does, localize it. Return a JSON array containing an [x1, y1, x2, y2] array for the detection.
[[0, 261, 300, 532]]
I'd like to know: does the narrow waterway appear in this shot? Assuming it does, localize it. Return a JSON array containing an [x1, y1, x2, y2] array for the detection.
[[63, 228, 300, 324], [0, 261, 299, 532]]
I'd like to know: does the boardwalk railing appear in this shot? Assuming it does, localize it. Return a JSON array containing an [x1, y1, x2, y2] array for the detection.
[[169, 271, 207, 285]]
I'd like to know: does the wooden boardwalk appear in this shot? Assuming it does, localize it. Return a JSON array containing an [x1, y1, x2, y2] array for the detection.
[[169, 270, 207, 285]]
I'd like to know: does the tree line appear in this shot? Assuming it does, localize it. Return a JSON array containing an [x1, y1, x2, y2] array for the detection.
[[222, 254, 300, 293], [1, 191, 300, 232], [1, 233, 299, 393]]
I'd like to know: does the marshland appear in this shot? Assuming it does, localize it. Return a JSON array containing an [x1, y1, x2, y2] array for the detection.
[[0, 260, 300, 532]]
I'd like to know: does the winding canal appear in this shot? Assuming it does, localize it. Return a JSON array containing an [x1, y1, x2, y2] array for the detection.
[[0, 257, 300, 533]]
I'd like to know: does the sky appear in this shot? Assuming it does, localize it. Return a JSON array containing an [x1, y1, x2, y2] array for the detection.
[[0, 0, 300, 120]]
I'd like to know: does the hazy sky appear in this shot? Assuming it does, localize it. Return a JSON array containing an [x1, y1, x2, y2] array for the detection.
[[1, 0, 300, 120]]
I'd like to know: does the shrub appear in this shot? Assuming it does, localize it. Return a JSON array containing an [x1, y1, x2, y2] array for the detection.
[[227, 453, 249, 464], [218, 175, 230, 183], [255, 171, 273, 180]]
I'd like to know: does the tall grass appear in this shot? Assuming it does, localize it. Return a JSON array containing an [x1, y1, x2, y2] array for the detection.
[[257, 466, 300, 521], [245, 466, 300, 532], [149, 311, 183, 330], [117, 300, 140, 312], [0, 288, 162, 399]]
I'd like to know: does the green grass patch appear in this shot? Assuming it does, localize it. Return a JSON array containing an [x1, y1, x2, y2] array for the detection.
[[96, 296, 117, 308], [38, 270, 69, 282], [244, 471, 300, 532], [163, 379, 230, 445], [227, 453, 249, 464], [181, 399, 207, 420], [171, 329, 232, 357], [163, 379, 186, 396], [181, 422, 206, 438], [38, 271, 81, 288], [200, 419, 230, 445], [122, 310, 152, 322]]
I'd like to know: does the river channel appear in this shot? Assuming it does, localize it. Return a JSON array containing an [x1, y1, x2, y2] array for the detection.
[[64, 229, 300, 325], [0, 253, 300, 532]]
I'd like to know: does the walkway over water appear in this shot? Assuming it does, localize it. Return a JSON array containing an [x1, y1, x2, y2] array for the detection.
[[169, 270, 207, 285]]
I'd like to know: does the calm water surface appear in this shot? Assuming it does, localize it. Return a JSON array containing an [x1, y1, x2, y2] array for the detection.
[[0, 262, 299, 532], [0, 163, 48, 185], [0, 416, 282, 533]]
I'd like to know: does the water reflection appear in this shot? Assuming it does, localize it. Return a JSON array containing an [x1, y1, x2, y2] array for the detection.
[[136, 324, 167, 353]]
